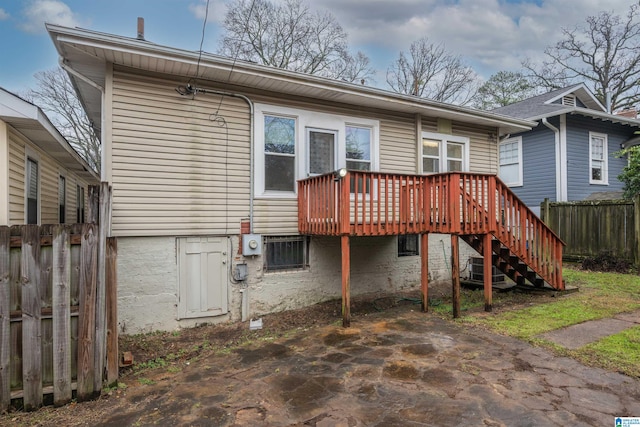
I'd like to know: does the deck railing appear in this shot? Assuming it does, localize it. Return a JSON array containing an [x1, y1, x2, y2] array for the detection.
[[298, 171, 563, 288]]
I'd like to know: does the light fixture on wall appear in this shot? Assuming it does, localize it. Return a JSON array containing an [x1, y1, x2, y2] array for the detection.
[[334, 168, 348, 180]]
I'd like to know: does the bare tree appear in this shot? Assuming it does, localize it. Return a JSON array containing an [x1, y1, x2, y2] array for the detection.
[[219, 0, 374, 83], [26, 67, 100, 172], [472, 71, 537, 110], [386, 37, 478, 105], [523, 3, 640, 111]]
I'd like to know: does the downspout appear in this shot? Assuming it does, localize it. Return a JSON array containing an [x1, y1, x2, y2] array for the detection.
[[542, 118, 562, 202], [220, 92, 254, 232]]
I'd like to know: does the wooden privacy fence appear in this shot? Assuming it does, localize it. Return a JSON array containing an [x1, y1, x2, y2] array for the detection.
[[0, 183, 117, 412], [541, 197, 640, 264]]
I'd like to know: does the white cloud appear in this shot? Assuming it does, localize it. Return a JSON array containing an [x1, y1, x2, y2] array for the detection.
[[20, 0, 83, 34], [0, 9, 9, 20], [188, 0, 227, 24], [313, 0, 639, 78]]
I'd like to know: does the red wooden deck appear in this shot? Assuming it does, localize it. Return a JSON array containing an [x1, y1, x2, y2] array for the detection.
[[298, 171, 564, 326]]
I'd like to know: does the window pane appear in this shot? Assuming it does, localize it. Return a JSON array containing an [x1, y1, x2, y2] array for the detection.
[[448, 160, 462, 172], [591, 137, 604, 160], [423, 157, 439, 173], [264, 236, 309, 271], [499, 141, 519, 164], [346, 126, 371, 161], [398, 235, 419, 257], [265, 116, 295, 154], [592, 163, 603, 181], [265, 154, 295, 191], [59, 176, 66, 223], [309, 130, 335, 175], [447, 143, 463, 159], [27, 158, 38, 224], [500, 163, 519, 184], [346, 160, 370, 171], [422, 139, 440, 156]]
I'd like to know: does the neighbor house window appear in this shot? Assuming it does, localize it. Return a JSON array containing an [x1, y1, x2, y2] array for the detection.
[[421, 132, 469, 174], [264, 115, 296, 192], [264, 235, 309, 272], [59, 175, 66, 223], [499, 137, 523, 186], [398, 235, 419, 257], [26, 157, 39, 224], [589, 132, 608, 184], [76, 185, 85, 223]]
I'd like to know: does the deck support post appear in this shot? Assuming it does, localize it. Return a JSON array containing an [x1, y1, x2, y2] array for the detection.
[[451, 234, 461, 319], [420, 233, 429, 312], [341, 235, 351, 327], [483, 233, 493, 312]]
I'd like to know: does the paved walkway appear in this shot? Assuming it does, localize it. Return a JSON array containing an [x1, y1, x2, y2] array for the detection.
[[539, 310, 640, 349], [97, 307, 640, 427]]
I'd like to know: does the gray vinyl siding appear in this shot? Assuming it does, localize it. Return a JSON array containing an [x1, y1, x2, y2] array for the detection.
[[565, 115, 629, 201], [110, 70, 251, 237], [509, 121, 557, 210]]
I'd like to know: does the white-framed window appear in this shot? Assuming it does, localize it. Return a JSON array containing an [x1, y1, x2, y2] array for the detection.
[[589, 132, 608, 185], [254, 103, 379, 197], [499, 137, 523, 186], [76, 185, 85, 223], [25, 154, 40, 225], [420, 131, 469, 174], [59, 175, 66, 223]]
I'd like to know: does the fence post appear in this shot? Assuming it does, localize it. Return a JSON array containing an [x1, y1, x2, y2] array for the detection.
[[542, 198, 550, 224], [21, 225, 42, 410], [77, 223, 98, 402], [105, 237, 118, 386], [52, 225, 72, 406], [635, 195, 640, 266], [0, 227, 10, 412], [94, 183, 111, 392]]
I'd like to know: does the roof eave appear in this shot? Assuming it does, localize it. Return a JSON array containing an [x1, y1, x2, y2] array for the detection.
[[46, 24, 534, 136]]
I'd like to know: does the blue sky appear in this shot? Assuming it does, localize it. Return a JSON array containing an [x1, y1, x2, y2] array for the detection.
[[1, 0, 638, 94]]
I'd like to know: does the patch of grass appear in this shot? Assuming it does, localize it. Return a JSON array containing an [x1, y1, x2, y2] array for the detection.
[[468, 268, 640, 339], [138, 377, 155, 386], [576, 326, 640, 378], [461, 266, 640, 377]]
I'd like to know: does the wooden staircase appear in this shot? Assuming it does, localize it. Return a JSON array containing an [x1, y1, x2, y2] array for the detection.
[[298, 171, 565, 324], [462, 234, 552, 288]]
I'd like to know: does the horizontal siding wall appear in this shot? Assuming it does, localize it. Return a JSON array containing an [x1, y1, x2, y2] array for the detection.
[[565, 115, 630, 201], [380, 116, 417, 174], [248, 95, 420, 234], [7, 127, 94, 225], [8, 128, 25, 224], [111, 70, 251, 236], [452, 121, 498, 174]]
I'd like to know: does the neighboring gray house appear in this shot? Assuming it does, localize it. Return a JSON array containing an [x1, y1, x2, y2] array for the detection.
[[493, 84, 640, 215]]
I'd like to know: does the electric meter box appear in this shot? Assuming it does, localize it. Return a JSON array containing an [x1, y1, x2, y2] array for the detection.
[[242, 234, 262, 256]]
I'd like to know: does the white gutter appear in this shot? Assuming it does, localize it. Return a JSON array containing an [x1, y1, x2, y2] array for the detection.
[[542, 118, 564, 202]]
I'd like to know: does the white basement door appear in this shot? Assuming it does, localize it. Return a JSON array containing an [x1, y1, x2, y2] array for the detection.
[[177, 237, 228, 319]]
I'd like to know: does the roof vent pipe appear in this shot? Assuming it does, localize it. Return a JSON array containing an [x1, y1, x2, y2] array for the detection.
[[137, 17, 145, 40]]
